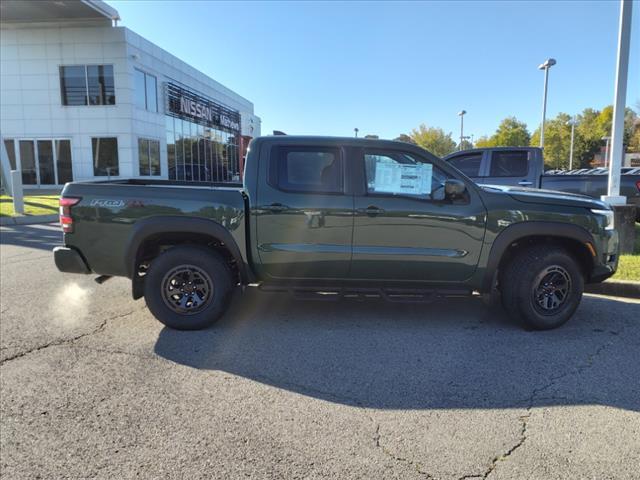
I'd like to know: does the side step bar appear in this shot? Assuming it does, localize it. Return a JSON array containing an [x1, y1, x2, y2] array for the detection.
[[258, 285, 472, 303]]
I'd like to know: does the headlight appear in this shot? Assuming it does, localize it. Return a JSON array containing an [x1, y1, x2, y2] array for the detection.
[[591, 209, 615, 230]]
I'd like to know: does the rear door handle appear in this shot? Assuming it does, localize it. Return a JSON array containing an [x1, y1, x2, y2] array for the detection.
[[518, 180, 533, 186], [266, 203, 288, 212], [358, 206, 385, 216]]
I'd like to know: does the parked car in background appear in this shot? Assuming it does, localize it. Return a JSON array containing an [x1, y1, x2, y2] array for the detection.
[[444, 147, 640, 220]]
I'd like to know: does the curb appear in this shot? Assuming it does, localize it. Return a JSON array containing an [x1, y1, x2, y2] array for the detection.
[[586, 280, 640, 299], [0, 214, 59, 226]]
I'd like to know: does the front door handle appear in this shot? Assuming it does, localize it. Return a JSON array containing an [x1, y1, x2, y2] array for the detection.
[[518, 180, 533, 186], [358, 206, 385, 216], [266, 203, 288, 213]]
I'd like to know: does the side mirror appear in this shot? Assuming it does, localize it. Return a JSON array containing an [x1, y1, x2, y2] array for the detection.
[[444, 179, 467, 200]]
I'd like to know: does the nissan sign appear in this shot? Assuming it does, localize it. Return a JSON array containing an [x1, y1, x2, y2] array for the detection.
[[166, 82, 241, 132]]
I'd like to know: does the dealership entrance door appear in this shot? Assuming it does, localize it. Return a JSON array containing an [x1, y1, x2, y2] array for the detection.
[[5, 139, 73, 188]]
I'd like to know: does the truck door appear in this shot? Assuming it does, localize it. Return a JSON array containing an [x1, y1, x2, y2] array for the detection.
[[255, 144, 354, 280], [351, 148, 486, 282], [482, 150, 536, 187]]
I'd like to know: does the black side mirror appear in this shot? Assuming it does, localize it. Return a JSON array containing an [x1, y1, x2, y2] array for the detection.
[[444, 179, 467, 200]]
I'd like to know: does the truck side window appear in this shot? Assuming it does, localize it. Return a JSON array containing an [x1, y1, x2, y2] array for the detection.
[[271, 147, 343, 194], [490, 151, 529, 177], [364, 151, 450, 200], [448, 153, 482, 177]]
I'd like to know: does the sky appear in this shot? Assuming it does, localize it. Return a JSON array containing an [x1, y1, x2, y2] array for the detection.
[[108, 0, 640, 141]]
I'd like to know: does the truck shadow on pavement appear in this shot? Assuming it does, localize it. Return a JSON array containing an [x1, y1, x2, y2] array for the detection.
[[154, 290, 640, 411], [0, 224, 61, 252]]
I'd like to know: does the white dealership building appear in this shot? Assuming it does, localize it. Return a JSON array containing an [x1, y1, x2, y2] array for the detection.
[[0, 0, 261, 189]]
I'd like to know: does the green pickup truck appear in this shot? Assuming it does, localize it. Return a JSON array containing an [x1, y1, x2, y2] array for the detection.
[[54, 136, 619, 330]]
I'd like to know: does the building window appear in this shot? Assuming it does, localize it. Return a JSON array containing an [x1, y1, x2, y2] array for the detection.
[[4, 139, 73, 185], [55, 140, 73, 184], [3, 139, 16, 169], [19, 140, 37, 185], [92, 137, 119, 176], [60, 65, 115, 106], [134, 69, 157, 112], [138, 138, 161, 176]]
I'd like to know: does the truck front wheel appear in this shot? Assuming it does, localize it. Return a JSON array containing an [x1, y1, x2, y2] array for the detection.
[[143, 245, 233, 330], [500, 246, 584, 330]]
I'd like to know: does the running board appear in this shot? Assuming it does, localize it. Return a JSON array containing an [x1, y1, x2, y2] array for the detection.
[[258, 285, 472, 303]]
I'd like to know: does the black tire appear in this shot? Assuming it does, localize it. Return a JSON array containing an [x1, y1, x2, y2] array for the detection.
[[143, 245, 234, 330], [500, 245, 584, 330]]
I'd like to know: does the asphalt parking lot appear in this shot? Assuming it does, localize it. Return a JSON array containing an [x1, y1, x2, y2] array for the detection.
[[1, 223, 639, 479]]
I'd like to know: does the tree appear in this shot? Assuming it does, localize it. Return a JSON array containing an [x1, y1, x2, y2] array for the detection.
[[530, 106, 638, 168], [628, 127, 640, 153], [394, 134, 416, 144], [491, 117, 531, 146], [474, 136, 495, 148], [409, 124, 456, 157], [531, 113, 573, 169], [473, 117, 530, 148]]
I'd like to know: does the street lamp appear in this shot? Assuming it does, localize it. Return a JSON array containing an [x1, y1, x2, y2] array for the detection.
[[354, 128, 359, 138], [458, 110, 466, 150], [538, 58, 557, 149], [567, 116, 576, 170]]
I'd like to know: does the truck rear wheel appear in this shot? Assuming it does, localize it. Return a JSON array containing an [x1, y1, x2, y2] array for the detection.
[[500, 246, 584, 330], [143, 245, 233, 330]]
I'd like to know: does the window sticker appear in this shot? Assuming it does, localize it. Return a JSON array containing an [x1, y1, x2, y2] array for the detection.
[[373, 162, 433, 195]]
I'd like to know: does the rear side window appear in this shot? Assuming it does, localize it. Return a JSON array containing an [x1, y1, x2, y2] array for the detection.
[[270, 146, 343, 194], [490, 151, 529, 177], [448, 153, 482, 177]]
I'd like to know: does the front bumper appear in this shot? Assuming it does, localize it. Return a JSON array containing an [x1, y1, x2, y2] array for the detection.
[[588, 229, 619, 283], [53, 246, 90, 274]]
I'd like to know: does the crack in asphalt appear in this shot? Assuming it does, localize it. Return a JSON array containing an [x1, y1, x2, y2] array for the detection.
[[456, 334, 621, 480], [227, 370, 437, 477], [0, 310, 136, 365], [371, 420, 435, 479]]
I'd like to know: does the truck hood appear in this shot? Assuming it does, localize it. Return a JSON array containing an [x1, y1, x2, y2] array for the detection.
[[480, 184, 610, 210]]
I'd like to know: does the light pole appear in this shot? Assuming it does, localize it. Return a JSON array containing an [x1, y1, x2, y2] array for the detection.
[[538, 58, 557, 148], [354, 128, 359, 138], [458, 110, 466, 150], [604, 0, 633, 205], [568, 117, 576, 170]]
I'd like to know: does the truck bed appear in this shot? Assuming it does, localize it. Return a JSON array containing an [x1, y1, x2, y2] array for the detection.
[[69, 178, 244, 189], [541, 172, 640, 208], [60, 180, 248, 278]]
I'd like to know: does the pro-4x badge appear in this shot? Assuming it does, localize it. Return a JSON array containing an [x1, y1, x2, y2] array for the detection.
[[90, 199, 125, 208]]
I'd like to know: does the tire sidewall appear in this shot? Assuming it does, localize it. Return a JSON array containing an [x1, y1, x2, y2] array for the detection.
[[515, 250, 583, 330], [144, 246, 233, 330]]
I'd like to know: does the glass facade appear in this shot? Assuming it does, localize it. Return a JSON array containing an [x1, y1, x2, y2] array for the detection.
[[165, 116, 240, 182], [4, 139, 73, 185], [138, 138, 161, 176]]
